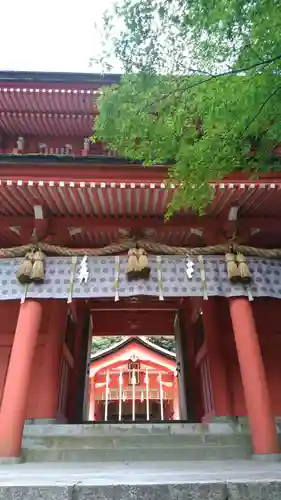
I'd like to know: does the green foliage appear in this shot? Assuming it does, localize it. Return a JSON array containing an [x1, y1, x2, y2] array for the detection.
[[148, 336, 176, 353], [93, 0, 281, 213], [92, 336, 124, 354], [92, 336, 175, 354]]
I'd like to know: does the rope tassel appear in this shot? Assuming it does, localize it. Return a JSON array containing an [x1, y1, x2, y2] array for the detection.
[[17, 251, 34, 284], [126, 248, 139, 281], [236, 252, 252, 284], [137, 248, 151, 279], [30, 249, 45, 283], [225, 252, 241, 283]]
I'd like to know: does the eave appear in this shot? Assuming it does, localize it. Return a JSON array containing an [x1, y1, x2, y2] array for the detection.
[[0, 70, 121, 85], [90, 336, 176, 363], [0, 74, 119, 136], [0, 176, 281, 248]]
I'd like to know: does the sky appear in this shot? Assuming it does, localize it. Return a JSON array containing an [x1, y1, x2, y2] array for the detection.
[[0, 0, 116, 73]]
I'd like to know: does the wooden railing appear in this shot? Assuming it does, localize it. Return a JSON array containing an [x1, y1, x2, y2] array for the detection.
[[95, 388, 174, 401]]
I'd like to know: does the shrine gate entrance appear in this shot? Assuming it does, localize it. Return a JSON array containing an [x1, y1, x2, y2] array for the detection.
[[65, 298, 197, 425], [0, 254, 280, 459]]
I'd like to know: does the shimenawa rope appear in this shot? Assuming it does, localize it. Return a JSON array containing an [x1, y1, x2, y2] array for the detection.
[[1, 239, 281, 259]]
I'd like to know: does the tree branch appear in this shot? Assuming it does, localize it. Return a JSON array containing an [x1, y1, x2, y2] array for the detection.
[[186, 52, 281, 78], [245, 85, 281, 131], [143, 53, 281, 111]]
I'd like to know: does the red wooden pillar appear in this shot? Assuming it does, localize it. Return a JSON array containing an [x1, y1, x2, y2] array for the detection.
[[229, 297, 279, 456], [0, 300, 43, 459], [202, 298, 232, 417], [95, 401, 102, 421], [172, 374, 180, 420], [38, 300, 67, 419], [88, 376, 96, 421]]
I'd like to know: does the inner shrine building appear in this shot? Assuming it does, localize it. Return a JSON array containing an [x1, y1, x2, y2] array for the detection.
[[89, 336, 178, 422], [0, 70, 280, 461]]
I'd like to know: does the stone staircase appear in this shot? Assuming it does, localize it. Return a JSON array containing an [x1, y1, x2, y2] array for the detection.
[[21, 422, 255, 462]]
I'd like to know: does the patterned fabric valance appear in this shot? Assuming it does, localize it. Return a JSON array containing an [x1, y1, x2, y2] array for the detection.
[[0, 255, 281, 301]]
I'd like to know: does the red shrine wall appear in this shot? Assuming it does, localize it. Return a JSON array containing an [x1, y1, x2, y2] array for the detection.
[[216, 298, 281, 417]]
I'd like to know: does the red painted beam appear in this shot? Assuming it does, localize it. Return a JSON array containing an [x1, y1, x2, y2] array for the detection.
[[90, 310, 176, 336], [0, 164, 168, 183], [0, 214, 210, 233], [2, 161, 281, 185], [90, 299, 180, 311], [1, 215, 280, 234]]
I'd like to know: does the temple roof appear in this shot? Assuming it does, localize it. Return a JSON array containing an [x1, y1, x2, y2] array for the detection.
[[0, 71, 120, 137], [90, 336, 176, 362], [0, 71, 281, 249], [0, 70, 121, 84], [0, 167, 281, 248]]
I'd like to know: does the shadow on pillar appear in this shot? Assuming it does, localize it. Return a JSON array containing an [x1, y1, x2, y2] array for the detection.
[[178, 310, 197, 423], [71, 310, 91, 424]]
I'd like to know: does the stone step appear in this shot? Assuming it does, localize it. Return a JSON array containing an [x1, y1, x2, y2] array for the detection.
[[22, 433, 251, 449], [22, 445, 251, 462], [21, 422, 258, 462], [1, 461, 281, 500], [23, 422, 245, 437]]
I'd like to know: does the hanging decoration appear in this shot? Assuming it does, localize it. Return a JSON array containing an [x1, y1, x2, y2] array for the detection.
[[247, 286, 254, 302], [225, 252, 241, 283], [114, 255, 120, 301], [5, 239, 281, 260], [126, 247, 151, 280], [77, 255, 89, 284], [67, 256, 78, 304], [17, 250, 34, 284], [20, 283, 29, 304], [30, 249, 45, 283], [137, 248, 151, 279], [7, 238, 261, 298], [17, 251, 36, 303], [225, 251, 252, 284], [236, 253, 252, 283], [198, 255, 208, 300], [156, 255, 164, 300], [126, 248, 139, 280], [17, 248, 45, 284], [185, 256, 195, 279]]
